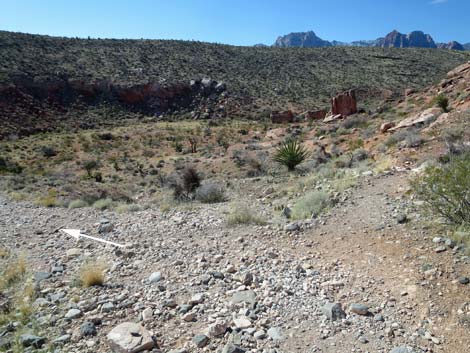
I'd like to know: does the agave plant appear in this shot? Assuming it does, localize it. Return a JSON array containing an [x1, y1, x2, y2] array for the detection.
[[273, 139, 309, 171]]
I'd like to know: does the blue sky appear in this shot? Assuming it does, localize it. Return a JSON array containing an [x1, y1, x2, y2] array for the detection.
[[1, 0, 468, 45]]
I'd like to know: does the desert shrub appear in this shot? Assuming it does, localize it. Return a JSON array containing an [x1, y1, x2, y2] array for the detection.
[[0, 156, 23, 174], [434, 94, 449, 112], [36, 189, 59, 207], [341, 116, 369, 129], [0, 253, 27, 290], [402, 131, 424, 148], [347, 138, 364, 151], [79, 260, 106, 287], [40, 145, 57, 158], [115, 203, 141, 213], [273, 139, 309, 171], [227, 204, 266, 226], [195, 182, 227, 203], [170, 166, 202, 200], [385, 129, 419, 148], [291, 191, 330, 220], [83, 159, 100, 178], [352, 148, 369, 162], [92, 198, 114, 210], [97, 132, 114, 140], [412, 153, 470, 225], [68, 199, 89, 209]]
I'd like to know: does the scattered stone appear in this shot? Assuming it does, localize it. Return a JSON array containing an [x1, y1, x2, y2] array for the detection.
[[66, 248, 82, 258], [192, 334, 209, 348], [321, 302, 346, 321], [148, 272, 162, 283], [267, 327, 284, 341], [396, 214, 408, 224], [107, 322, 154, 353], [142, 308, 153, 321], [434, 246, 447, 253], [444, 238, 456, 248], [101, 302, 115, 313], [189, 293, 205, 305], [222, 343, 246, 353], [65, 308, 82, 320], [19, 334, 45, 348], [254, 330, 267, 339], [80, 321, 97, 337], [98, 219, 114, 233], [207, 321, 227, 337], [458, 277, 470, 285], [350, 303, 369, 316], [34, 271, 51, 282], [53, 334, 71, 344], [240, 272, 253, 286], [390, 346, 415, 353], [233, 316, 251, 329], [231, 290, 256, 305], [284, 222, 300, 232]]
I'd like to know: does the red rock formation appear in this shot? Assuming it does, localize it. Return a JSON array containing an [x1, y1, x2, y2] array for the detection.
[[271, 110, 294, 123], [331, 90, 357, 117], [304, 110, 327, 120]]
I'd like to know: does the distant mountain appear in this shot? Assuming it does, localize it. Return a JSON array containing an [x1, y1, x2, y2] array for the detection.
[[272, 30, 466, 51], [378, 30, 436, 48], [464, 43, 470, 50], [273, 31, 332, 48], [437, 41, 465, 51]]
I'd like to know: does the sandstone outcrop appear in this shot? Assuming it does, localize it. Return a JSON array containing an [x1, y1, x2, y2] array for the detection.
[[331, 90, 357, 117], [271, 110, 294, 124]]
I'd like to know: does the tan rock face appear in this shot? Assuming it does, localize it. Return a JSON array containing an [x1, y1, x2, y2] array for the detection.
[[331, 90, 357, 117], [107, 322, 154, 353], [270, 110, 294, 124], [391, 107, 442, 131]]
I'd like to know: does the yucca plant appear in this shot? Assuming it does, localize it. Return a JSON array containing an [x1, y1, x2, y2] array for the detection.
[[273, 139, 309, 171]]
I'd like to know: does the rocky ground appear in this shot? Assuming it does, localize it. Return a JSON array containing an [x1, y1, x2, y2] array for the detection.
[[1, 170, 469, 353]]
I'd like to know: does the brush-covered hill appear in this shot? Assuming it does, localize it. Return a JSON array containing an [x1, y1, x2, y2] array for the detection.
[[1, 31, 470, 137]]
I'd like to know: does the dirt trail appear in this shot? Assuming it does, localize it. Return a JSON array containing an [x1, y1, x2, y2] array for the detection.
[[279, 172, 470, 353]]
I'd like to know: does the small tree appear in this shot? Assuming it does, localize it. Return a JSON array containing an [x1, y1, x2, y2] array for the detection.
[[273, 139, 309, 171]]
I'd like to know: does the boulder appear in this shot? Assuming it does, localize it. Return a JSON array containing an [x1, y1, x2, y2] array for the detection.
[[271, 110, 294, 124], [323, 114, 342, 123], [331, 90, 357, 117], [321, 302, 346, 321], [380, 122, 395, 133], [107, 322, 154, 353], [391, 107, 441, 130]]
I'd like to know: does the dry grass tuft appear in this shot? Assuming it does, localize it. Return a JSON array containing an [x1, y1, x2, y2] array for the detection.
[[0, 253, 27, 291], [79, 260, 107, 287]]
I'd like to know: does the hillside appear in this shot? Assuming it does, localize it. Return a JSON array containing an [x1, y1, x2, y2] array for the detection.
[[1, 31, 470, 137]]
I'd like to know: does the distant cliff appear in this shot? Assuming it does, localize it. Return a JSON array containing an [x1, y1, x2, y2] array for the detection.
[[272, 30, 466, 50]]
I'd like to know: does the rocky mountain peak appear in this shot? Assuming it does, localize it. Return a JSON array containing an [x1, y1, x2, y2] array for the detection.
[[273, 31, 332, 48]]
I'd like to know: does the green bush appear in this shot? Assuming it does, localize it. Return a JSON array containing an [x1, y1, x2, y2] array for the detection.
[[291, 191, 330, 220], [273, 139, 308, 171], [434, 94, 449, 112], [412, 153, 470, 225]]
